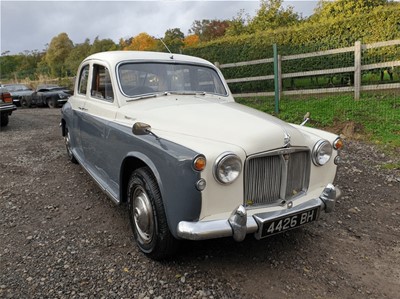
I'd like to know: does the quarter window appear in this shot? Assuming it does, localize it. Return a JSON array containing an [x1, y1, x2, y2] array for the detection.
[[78, 65, 89, 95]]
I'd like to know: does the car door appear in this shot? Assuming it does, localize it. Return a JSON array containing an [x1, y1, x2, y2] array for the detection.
[[79, 62, 119, 199], [68, 64, 90, 162]]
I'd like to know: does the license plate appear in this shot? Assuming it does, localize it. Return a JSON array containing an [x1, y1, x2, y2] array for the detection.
[[259, 207, 320, 238]]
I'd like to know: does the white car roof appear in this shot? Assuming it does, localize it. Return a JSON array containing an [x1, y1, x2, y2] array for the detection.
[[83, 51, 215, 67]]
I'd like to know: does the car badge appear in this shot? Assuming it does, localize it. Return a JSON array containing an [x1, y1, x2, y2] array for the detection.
[[283, 130, 291, 147]]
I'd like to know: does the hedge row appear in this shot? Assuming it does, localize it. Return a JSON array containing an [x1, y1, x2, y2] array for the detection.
[[183, 4, 400, 93]]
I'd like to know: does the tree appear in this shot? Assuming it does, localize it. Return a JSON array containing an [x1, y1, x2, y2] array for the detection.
[[0, 54, 19, 81], [247, 0, 301, 32], [183, 34, 200, 48], [189, 19, 230, 41], [122, 33, 157, 51], [226, 9, 251, 36], [65, 39, 91, 75], [44, 33, 74, 77], [161, 28, 184, 53], [90, 36, 118, 54], [311, 0, 389, 21]]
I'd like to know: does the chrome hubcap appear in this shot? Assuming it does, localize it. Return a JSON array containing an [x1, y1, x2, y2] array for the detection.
[[133, 186, 154, 244], [65, 131, 72, 157]]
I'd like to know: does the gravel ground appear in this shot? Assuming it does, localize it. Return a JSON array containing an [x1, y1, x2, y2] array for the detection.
[[0, 108, 399, 299]]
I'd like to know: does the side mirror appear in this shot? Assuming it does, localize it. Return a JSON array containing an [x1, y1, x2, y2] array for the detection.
[[132, 122, 151, 135], [132, 122, 160, 140]]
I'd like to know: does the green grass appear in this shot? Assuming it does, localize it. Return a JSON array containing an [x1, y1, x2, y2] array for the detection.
[[236, 93, 400, 154]]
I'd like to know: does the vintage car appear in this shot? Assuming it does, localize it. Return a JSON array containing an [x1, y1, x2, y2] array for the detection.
[[21, 85, 71, 108], [0, 87, 17, 127], [61, 51, 343, 260], [1, 83, 34, 107]]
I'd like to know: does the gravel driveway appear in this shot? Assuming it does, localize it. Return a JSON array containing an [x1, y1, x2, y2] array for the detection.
[[1, 108, 399, 299]]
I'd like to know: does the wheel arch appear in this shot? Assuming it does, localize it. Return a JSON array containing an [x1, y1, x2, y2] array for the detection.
[[119, 153, 162, 204]]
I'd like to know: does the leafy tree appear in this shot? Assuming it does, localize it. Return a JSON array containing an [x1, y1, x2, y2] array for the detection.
[[189, 19, 230, 41], [16, 50, 43, 79], [183, 34, 200, 48], [247, 0, 301, 32], [162, 28, 184, 53], [44, 33, 74, 77], [0, 54, 19, 81], [311, 0, 389, 21], [90, 36, 118, 54], [65, 39, 91, 75], [122, 33, 157, 51], [226, 9, 251, 36]]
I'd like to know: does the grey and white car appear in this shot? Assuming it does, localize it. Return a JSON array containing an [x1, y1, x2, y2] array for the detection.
[[61, 51, 343, 259]]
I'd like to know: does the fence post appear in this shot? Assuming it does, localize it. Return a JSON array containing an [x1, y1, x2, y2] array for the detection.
[[278, 54, 282, 101], [214, 62, 220, 69], [354, 41, 362, 100], [273, 44, 280, 114]]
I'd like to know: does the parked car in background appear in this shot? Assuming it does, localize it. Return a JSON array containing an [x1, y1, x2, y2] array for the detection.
[[61, 51, 343, 260], [0, 83, 34, 107], [0, 87, 17, 127], [21, 85, 71, 108]]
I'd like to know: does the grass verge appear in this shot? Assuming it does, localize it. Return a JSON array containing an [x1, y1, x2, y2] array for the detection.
[[236, 93, 400, 155]]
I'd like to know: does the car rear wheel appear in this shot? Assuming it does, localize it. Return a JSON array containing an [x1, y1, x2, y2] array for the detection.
[[0, 113, 9, 127], [20, 98, 30, 108], [64, 128, 78, 164], [48, 98, 58, 108], [128, 167, 178, 260]]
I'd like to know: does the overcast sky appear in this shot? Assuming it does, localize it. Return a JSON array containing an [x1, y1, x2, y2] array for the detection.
[[1, 0, 318, 55]]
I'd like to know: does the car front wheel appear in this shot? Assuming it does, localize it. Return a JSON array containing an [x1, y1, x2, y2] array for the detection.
[[128, 167, 178, 260], [64, 128, 78, 164]]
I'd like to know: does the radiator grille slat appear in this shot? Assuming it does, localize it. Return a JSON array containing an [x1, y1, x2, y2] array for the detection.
[[286, 151, 309, 198], [244, 149, 310, 206]]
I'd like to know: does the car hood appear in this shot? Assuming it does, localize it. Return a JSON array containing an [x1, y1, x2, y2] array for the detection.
[[120, 96, 308, 155]]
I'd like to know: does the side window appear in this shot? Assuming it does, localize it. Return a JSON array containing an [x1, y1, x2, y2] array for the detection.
[[78, 65, 89, 95], [91, 64, 114, 101]]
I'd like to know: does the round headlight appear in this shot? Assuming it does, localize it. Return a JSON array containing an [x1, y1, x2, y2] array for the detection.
[[214, 153, 242, 184], [312, 140, 332, 166]]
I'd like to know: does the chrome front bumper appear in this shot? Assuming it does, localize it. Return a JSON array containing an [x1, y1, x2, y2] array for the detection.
[[177, 184, 341, 241]]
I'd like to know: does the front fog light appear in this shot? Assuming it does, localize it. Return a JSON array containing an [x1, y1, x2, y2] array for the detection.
[[312, 140, 332, 166], [214, 153, 242, 184], [195, 179, 206, 191]]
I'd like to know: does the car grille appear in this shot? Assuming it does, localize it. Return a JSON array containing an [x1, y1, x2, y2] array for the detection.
[[244, 148, 310, 206]]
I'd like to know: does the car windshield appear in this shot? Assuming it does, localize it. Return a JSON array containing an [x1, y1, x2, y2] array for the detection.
[[118, 62, 227, 98]]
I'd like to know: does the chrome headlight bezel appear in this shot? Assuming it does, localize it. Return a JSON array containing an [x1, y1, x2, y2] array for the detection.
[[213, 152, 242, 185], [312, 140, 333, 166]]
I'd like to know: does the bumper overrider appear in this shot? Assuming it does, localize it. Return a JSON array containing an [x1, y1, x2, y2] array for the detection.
[[177, 184, 341, 241]]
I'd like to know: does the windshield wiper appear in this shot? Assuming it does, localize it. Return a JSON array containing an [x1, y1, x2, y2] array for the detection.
[[126, 93, 158, 102], [165, 91, 206, 96]]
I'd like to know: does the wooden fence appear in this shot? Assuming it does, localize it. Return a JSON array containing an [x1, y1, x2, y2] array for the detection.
[[216, 40, 400, 105]]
